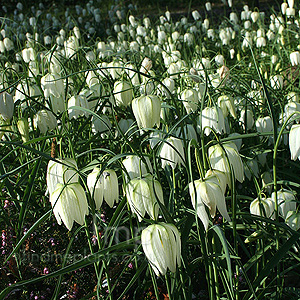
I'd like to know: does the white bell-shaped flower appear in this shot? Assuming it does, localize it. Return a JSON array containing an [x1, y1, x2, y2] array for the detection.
[[217, 95, 236, 118], [289, 124, 300, 160], [271, 189, 296, 219], [141, 223, 181, 276], [256, 116, 273, 142], [47, 158, 79, 196], [239, 109, 254, 130], [34, 110, 57, 134], [251, 12, 259, 23], [126, 174, 164, 221], [208, 142, 244, 184], [270, 75, 283, 89], [122, 155, 153, 181], [290, 51, 300, 66], [113, 80, 133, 107], [50, 183, 88, 231], [250, 197, 274, 219], [189, 176, 230, 231], [181, 88, 199, 114], [285, 211, 300, 231], [132, 95, 161, 129], [160, 136, 185, 169], [87, 168, 119, 209], [201, 107, 226, 136], [41, 72, 64, 99], [68, 95, 89, 119]]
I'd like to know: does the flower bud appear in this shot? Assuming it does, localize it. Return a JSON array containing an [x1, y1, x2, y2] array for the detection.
[[17, 118, 29, 143]]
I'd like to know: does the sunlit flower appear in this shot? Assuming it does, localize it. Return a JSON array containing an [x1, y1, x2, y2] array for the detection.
[[201, 107, 226, 136], [285, 211, 300, 231], [113, 80, 133, 107], [208, 142, 244, 183], [141, 223, 181, 276], [160, 136, 185, 169], [132, 95, 161, 129], [181, 88, 199, 114], [289, 124, 300, 160], [250, 197, 274, 219], [87, 168, 119, 209], [50, 182, 88, 231], [126, 174, 164, 221]]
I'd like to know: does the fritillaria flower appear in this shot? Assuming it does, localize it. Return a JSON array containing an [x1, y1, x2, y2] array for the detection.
[[50, 183, 88, 231], [132, 95, 161, 129], [141, 223, 181, 276], [87, 168, 119, 209], [208, 142, 244, 184], [160, 136, 185, 169], [126, 174, 164, 221], [250, 197, 274, 219], [289, 124, 300, 161]]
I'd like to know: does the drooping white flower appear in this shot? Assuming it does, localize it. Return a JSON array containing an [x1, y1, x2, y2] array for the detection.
[[217, 95, 236, 118], [68, 95, 89, 119], [201, 107, 226, 136], [17, 118, 29, 143], [126, 175, 164, 221], [189, 175, 230, 226], [289, 124, 300, 160], [270, 75, 283, 89], [281, 2, 288, 15], [122, 155, 153, 182], [208, 142, 244, 184], [251, 12, 260, 23], [87, 168, 119, 209], [141, 223, 181, 276], [239, 109, 254, 130], [33, 110, 57, 134], [64, 36, 79, 59], [181, 88, 199, 114], [290, 51, 300, 66], [285, 211, 300, 231], [50, 182, 88, 230], [160, 136, 185, 169], [250, 197, 274, 219], [271, 189, 296, 219], [47, 158, 79, 196], [113, 80, 133, 107], [132, 95, 161, 129]]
